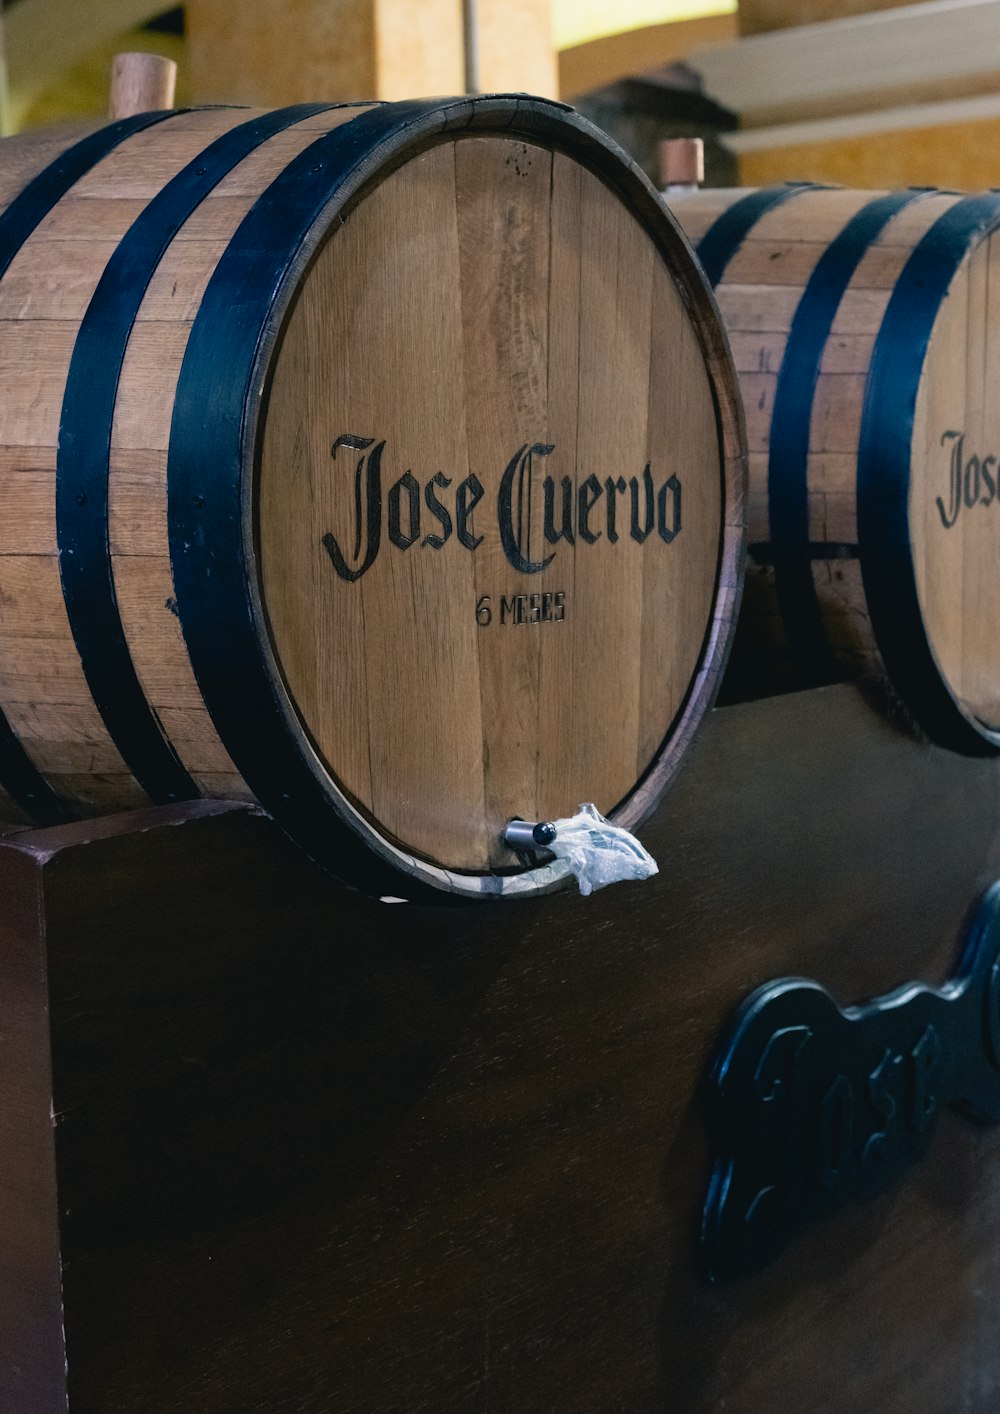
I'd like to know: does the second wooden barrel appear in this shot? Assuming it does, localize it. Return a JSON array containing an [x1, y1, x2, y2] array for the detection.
[[0, 96, 744, 898], [670, 183, 1000, 752]]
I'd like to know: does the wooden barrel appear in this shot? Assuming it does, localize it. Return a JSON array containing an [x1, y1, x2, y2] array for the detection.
[[0, 97, 744, 898], [670, 183, 1000, 753]]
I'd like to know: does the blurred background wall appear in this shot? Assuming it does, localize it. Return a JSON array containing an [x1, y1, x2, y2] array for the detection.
[[2, 0, 999, 189]]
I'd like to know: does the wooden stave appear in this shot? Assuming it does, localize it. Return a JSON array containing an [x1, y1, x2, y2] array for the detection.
[[671, 182, 1000, 755], [858, 192, 1000, 755], [57, 103, 354, 811], [0, 105, 374, 827], [0, 100, 746, 899], [0, 111, 184, 824]]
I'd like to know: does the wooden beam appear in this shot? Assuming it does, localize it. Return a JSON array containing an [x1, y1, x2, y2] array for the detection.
[[559, 13, 738, 101]]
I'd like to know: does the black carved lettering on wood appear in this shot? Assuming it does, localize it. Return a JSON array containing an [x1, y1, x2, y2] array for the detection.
[[703, 881, 1000, 1278]]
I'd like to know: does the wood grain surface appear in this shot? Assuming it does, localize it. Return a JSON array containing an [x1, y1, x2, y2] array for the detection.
[[258, 134, 725, 871], [0, 844, 64, 1413], [1, 684, 997, 1410]]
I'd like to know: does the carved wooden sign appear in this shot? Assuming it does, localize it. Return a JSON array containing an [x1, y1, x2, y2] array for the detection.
[[702, 882, 1000, 1279]]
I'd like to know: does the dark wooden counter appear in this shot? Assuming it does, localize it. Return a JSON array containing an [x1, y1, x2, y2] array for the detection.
[[3, 684, 1000, 1411]]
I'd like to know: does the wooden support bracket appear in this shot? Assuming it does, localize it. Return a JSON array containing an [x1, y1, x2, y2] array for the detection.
[[2, 686, 1000, 1410]]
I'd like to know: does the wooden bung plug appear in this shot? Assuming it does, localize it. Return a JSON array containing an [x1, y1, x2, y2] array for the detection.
[[108, 52, 177, 120], [659, 137, 704, 190]]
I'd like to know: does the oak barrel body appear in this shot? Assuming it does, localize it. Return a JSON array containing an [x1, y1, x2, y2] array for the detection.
[[670, 183, 1000, 753], [0, 98, 744, 899]]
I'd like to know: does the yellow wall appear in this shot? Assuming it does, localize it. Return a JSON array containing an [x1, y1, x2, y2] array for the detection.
[[21, 28, 187, 130], [739, 116, 1000, 189], [554, 0, 733, 48]]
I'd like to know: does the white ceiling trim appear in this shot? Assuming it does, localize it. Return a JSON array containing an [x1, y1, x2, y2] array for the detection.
[[689, 0, 1000, 123]]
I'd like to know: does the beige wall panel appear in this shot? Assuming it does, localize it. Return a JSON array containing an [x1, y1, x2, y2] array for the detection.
[[374, 0, 463, 97], [476, 0, 557, 98], [188, 0, 553, 105], [187, 0, 465, 103], [187, 0, 377, 103]]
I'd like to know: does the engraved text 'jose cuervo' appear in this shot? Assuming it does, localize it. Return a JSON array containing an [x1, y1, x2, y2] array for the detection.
[[321, 434, 683, 582], [936, 429, 1000, 529]]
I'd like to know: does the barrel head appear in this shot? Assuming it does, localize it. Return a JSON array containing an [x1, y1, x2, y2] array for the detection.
[[255, 131, 731, 877]]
